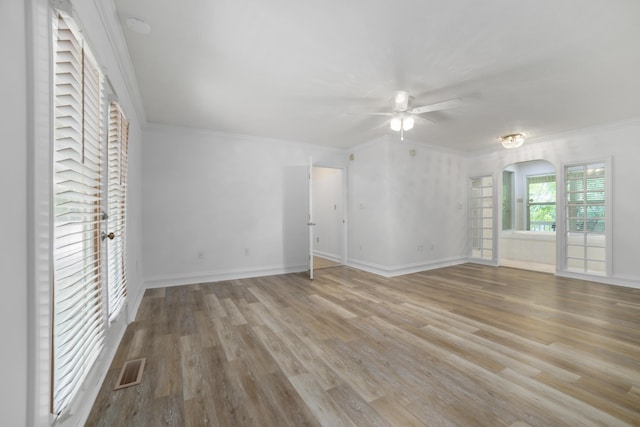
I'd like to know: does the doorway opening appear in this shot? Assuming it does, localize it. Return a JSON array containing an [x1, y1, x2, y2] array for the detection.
[[311, 166, 345, 270]]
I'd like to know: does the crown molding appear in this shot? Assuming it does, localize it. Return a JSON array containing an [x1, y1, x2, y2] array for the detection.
[[92, 0, 146, 126], [467, 116, 640, 157]]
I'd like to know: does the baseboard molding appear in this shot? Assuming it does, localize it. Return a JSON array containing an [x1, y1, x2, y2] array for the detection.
[[144, 264, 309, 288], [499, 258, 555, 274], [347, 257, 467, 278], [466, 258, 499, 267], [57, 312, 129, 427], [313, 250, 342, 263], [126, 285, 145, 324], [555, 270, 640, 290]]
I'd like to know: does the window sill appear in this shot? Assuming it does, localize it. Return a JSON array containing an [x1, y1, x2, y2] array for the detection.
[[501, 230, 556, 241]]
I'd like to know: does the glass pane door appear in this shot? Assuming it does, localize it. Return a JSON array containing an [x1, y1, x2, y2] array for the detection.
[[565, 162, 606, 275], [470, 175, 494, 260]]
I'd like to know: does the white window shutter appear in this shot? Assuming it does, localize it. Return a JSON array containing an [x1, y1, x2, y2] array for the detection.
[[52, 13, 105, 416], [107, 101, 129, 320]]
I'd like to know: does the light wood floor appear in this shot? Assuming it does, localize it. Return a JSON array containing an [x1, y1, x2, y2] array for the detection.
[[87, 264, 640, 426], [313, 255, 341, 270]]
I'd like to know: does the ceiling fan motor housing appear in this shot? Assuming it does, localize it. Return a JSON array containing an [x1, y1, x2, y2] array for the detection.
[[392, 90, 413, 112]]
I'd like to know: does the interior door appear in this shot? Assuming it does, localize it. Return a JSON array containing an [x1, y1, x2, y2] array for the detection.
[[308, 157, 315, 279]]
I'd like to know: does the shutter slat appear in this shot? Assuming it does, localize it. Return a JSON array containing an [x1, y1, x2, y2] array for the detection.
[[107, 101, 129, 321], [52, 13, 105, 416]]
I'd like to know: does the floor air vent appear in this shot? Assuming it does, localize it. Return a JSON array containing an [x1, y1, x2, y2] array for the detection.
[[114, 358, 146, 390]]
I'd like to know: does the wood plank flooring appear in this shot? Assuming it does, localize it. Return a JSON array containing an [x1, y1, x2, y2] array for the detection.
[[313, 256, 342, 270], [86, 264, 640, 426]]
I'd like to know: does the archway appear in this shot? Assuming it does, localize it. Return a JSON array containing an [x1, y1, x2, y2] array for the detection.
[[499, 160, 556, 273]]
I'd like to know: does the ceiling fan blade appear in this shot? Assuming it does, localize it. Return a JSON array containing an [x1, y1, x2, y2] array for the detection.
[[413, 114, 434, 124], [363, 112, 393, 116], [410, 98, 461, 115]]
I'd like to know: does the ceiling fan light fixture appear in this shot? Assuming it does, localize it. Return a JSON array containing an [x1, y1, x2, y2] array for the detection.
[[392, 90, 411, 111], [499, 133, 526, 148], [390, 116, 402, 132], [402, 115, 414, 131]]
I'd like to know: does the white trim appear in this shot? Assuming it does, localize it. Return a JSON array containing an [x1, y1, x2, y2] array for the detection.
[[310, 163, 349, 266], [53, 317, 128, 427], [126, 284, 145, 324], [26, 0, 53, 425], [144, 122, 346, 155], [314, 250, 342, 263], [499, 258, 555, 274], [466, 258, 499, 267], [468, 116, 640, 157], [555, 271, 640, 290], [92, 0, 146, 125], [347, 257, 466, 278], [144, 264, 309, 288]]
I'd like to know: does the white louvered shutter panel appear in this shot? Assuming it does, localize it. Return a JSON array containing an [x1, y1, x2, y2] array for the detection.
[[52, 13, 105, 415], [107, 101, 129, 320]]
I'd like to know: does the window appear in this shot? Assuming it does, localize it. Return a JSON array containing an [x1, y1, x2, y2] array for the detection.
[[566, 162, 606, 274], [526, 174, 556, 231], [51, 10, 130, 416], [470, 175, 494, 260], [52, 12, 105, 414], [502, 171, 513, 230], [107, 101, 129, 320]]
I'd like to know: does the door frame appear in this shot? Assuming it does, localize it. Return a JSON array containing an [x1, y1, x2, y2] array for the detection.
[[310, 162, 348, 267]]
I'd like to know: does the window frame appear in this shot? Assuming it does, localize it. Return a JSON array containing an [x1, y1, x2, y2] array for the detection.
[[525, 173, 556, 232], [563, 161, 609, 276]]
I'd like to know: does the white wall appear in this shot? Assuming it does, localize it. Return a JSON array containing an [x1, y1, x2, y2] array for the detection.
[[312, 167, 343, 261], [1, 1, 28, 425], [469, 120, 640, 287], [142, 125, 345, 286], [348, 140, 393, 268], [500, 233, 556, 273], [387, 141, 469, 270], [348, 138, 469, 275]]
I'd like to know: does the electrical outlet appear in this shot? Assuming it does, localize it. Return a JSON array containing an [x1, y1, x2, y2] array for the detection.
[[417, 245, 424, 252], [316, 237, 319, 243], [197, 251, 204, 259], [243, 248, 250, 256]]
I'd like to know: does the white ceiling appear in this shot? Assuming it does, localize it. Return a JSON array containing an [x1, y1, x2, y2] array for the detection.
[[113, 0, 640, 151]]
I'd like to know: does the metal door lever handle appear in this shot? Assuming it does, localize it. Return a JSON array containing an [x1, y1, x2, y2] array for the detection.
[[101, 232, 115, 241]]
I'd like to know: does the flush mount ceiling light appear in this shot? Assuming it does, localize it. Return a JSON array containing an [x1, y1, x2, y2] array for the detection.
[[126, 16, 151, 34], [499, 133, 526, 149]]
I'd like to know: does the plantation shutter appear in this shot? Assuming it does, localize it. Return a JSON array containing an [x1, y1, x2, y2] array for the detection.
[[107, 101, 129, 320], [52, 13, 105, 415]]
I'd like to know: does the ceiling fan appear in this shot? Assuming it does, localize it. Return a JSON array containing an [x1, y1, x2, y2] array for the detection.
[[371, 91, 462, 140]]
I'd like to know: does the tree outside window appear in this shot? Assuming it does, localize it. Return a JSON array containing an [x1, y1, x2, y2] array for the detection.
[[527, 174, 556, 231]]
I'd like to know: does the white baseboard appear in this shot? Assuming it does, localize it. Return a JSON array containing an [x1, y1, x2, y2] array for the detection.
[[126, 284, 145, 324], [347, 257, 466, 278], [499, 258, 555, 274], [466, 258, 499, 267], [56, 311, 129, 427], [555, 270, 640, 290], [144, 264, 309, 288], [313, 250, 342, 263]]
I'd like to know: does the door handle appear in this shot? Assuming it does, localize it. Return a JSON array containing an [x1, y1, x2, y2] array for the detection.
[[101, 231, 115, 241], [307, 222, 316, 226]]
